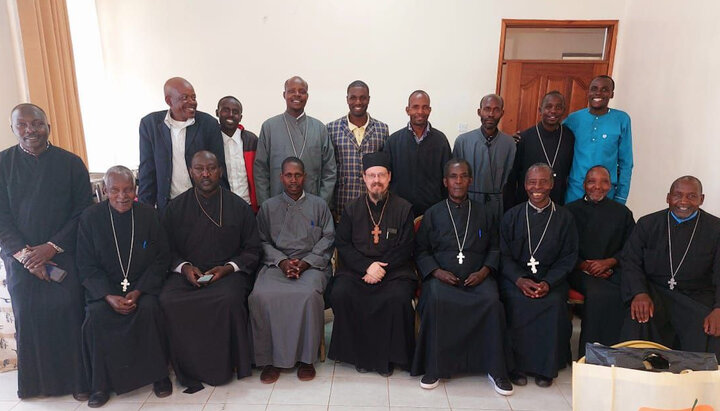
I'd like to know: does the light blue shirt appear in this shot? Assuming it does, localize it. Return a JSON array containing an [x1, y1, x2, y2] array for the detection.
[[563, 108, 633, 204]]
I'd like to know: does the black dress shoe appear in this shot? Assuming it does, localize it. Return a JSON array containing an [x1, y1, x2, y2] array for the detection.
[[355, 365, 369, 373], [509, 371, 527, 386], [378, 364, 394, 377], [535, 375, 553, 387], [88, 391, 109, 408], [72, 392, 90, 402], [153, 377, 173, 398]]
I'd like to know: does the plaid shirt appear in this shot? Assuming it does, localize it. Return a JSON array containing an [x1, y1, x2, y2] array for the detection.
[[327, 115, 389, 215]]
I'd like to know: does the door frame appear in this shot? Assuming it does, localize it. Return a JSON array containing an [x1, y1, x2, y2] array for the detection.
[[495, 19, 619, 94]]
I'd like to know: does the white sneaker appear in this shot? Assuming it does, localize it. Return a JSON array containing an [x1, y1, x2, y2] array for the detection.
[[488, 373, 514, 396], [420, 375, 440, 390]]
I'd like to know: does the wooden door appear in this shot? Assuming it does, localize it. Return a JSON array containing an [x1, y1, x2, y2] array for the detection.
[[499, 61, 607, 134]]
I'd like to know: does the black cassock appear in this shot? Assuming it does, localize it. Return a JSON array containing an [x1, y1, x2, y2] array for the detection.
[[328, 193, 416, 374], [500, 202, 578, 378], [565, 197, 635, 357], [0, 145, 92, 397], [411, 198, 510, 379], [159, 187, 261, 388], [77, 201, 170, 394], [621, 209, 720, 358]]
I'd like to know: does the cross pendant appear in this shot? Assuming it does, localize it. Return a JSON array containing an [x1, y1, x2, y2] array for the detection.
[[121, 278, 130, 293], [668, 277, 677, 290], [457, 251, 465, 264], [527, 256, 539, 274], [371, 225, 381, 244]]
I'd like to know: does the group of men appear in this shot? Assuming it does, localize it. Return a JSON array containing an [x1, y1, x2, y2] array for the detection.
[[1, 72, 718, 408]]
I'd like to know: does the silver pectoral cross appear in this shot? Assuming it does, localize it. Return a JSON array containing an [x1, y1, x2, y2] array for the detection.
[[121, 278, 130, 292], [668, 277, 677, 290], [457, 251, 465, 264], [527, 256, 539, 274]]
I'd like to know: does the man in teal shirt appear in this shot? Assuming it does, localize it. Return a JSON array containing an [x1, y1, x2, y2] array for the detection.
[[564, 75, 633, 204]]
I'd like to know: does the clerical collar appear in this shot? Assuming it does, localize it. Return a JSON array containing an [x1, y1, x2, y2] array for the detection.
[[19, 141, 50, 157], [283, 191, 306, 203], [670, 210, 698, 224], [583, 195, 607, 205], [538, 122, 561, 135], [164, 110, 195, 129], [481, 127, 498, 143], [448, 197, 469, 208], [284, 111, 306, 121], [528, 199, 552, 213], [407, 122, 430, 143]]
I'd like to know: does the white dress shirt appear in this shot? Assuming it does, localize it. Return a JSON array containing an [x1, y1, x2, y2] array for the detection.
[[164, 111, 195, 198], [222, 128, 251, 204]]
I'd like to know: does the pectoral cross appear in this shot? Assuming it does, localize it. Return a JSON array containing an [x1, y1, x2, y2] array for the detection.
[[668, 277, 677, 290], [527, 256, 539, 274], [371, 225, 381, 244], [457, 251, 465, 264], [121, 278, 130, 293]]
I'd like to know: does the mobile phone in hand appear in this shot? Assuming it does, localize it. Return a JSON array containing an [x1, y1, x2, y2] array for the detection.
[[197, 274, 214, 285], [47, 265, 67, 283]]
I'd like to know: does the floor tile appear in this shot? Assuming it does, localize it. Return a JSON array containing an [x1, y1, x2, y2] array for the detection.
[[89, 402, 142, 411], [555, 366, 572, 384], [314, 360, 335, 378], [506, 383, 571, 411], [444, 375, 511, 410], [266, 405, 328, 411], [0, 401, 18, 411], [558, 382, 572, 405], [330, 376, 388, 407], [206, 376, 274, 405], [19, 395, 77, 403], [11, 402, 80, 410], [388, 378, 450, 408], [0, 372, 18, 401], [202, 405, 266, 411], [390, 407, 450, 411], [330, 407, 390, 411], [333, 362, 385, 379], [140, 404, 205, 411], [268, 375, 331, 405]]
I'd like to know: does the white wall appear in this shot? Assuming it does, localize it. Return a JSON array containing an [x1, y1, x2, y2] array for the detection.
[[0, 0, 26, 150]]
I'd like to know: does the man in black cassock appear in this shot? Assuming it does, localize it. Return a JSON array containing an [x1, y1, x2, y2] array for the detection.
[[0, 104, 91, 399], [159, 151, 261, 393], [412, 159, 513, 395], [500, 163, 578, 387], [565, 166, 635, 357], [328, 151, 416, 376], [77, 166, 172, 407], [621, 176, 720, 358], [505, 91, 575, 209]]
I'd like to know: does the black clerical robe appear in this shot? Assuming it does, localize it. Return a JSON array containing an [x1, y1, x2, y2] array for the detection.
[[566, 197, 635, 357], [620, 209, 720, 358], [77, 201, 170, 394], [500, 202, 578, 378], [0, 145, 92, 398], [505, 123, 575, 209], [412, 198, 510, 379], [328, 193, 416, 373], [159, 187, 261, 388]]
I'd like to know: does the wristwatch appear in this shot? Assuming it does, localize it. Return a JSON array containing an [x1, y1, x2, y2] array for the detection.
[[46, 241, 64, 253]]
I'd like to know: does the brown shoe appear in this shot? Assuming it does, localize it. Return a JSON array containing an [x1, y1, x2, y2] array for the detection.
[[260, 365, 280, 384], [297, 362, 316, 381]]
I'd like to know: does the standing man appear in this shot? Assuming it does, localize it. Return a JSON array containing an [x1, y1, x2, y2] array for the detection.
[[500, 164, 578, 387], [454, 94, 516, 226], [412, 159, 513, 395], [383, 90, 451, 217], [216, 95, 258, 212], [621, 176, 720, 359], [139, 77, 227, 212], [566, 166, 635, 357], [77, 166, 172, 407], [327, 80, 390, 218], [328, 152, 416, 376], [159, 151, 261, 393], [564, 75, 633, 204], [506, 91, 575, 208], [249, 157, 335, 384], [254, 76, 336, 206], [0, 104, 92, 399]]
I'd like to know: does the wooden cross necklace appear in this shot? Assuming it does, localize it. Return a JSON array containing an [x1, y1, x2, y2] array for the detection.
[[365, 194, 389, 244], [666, 211, 699, 290], [445, 199, 472, 264], [108, 203, 134, 292], [524, 201, 555, 274]]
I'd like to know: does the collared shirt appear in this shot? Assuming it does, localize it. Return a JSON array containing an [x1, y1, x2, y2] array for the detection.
[[347, 114, 370, 145], [164, 111, 195, 199], [222, 128, 250, 204], [528, 199, 553, 213], [407, 122, 431, 144], [480, 127, 499, 144], [671, 210, 699, 224]]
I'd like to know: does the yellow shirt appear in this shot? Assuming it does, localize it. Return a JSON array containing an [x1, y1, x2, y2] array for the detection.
[[347, 114, 370, 145]]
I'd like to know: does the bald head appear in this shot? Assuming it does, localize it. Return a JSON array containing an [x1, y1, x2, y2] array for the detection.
[[284, 76, 308, 91], [191, 150, 218, 166], [480, 94, 504, 109], [284, 76, 309, 117], [670, 175, 703, 194], [408, 90, 430, 106], [164, 77, 197, 121]]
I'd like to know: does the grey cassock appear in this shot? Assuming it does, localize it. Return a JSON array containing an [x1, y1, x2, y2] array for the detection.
[[249, 192, 335, 367]]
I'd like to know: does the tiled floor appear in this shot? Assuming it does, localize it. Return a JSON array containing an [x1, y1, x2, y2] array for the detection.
[[0, 319, 579, 411]]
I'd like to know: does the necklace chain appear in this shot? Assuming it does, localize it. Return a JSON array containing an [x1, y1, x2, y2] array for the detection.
[[365, 193, 389, 227], [194, 188, 223, 227], [534, 124, 563, 170], [445, 199, 471, 254], [282, 114, 308, 159], [525, 201, 555, 259], [108, 203, 134, 288], [667, 211, 700, 289]]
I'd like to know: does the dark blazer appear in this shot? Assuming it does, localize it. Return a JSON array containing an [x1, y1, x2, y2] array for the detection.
[[138, 110, 227, 211]]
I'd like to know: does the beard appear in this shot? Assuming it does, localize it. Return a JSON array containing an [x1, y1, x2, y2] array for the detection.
[[368, 188, 388, 203]]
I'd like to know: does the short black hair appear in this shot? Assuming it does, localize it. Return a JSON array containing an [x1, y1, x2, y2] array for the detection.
[[670, 175, 703, 195], [281, 156, 305, 173], [480, 94, 504, 109], [591, 75, 615, 91], [525, 162, 554, 182], [10, 103, 47, 121], [540, 90, 565, 107], [584, 165, 611, 181], [217, 95, 242, 110], [443, 158, 472, 178], [408, 90, 430, 105], [347, 80, 369, 94]]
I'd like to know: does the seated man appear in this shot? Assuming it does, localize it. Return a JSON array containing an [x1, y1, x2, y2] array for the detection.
[[249, 157, 335, 383], [412, 159, 513, 395], [500, 163, 578, 387], [566, 166, 635, 357], [621, 176, 720, 358], [328, 152, 416, 376], [77, 166, 172, 408], [159, 151, 261, 392]]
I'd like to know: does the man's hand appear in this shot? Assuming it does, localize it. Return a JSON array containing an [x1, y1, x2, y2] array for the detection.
[[515, 278, 548, 298], [630, 293, 654, 323], [125, 290, 142, 305], [285, 259, 311, 279], [512, 132, 522, 144], [363, 261, 388, 284], [23, 243, 57, 269], [703, 308, 720, 337], [432, 268, 459, 286], [206, 264, 234, 283], [586, 258, 617, 277], [181, 263, 203, 287], [464, 267, 490, 287], [105, 294, 137, 315], [27, 265, 49, 281], [534, 281, 550, 298]]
